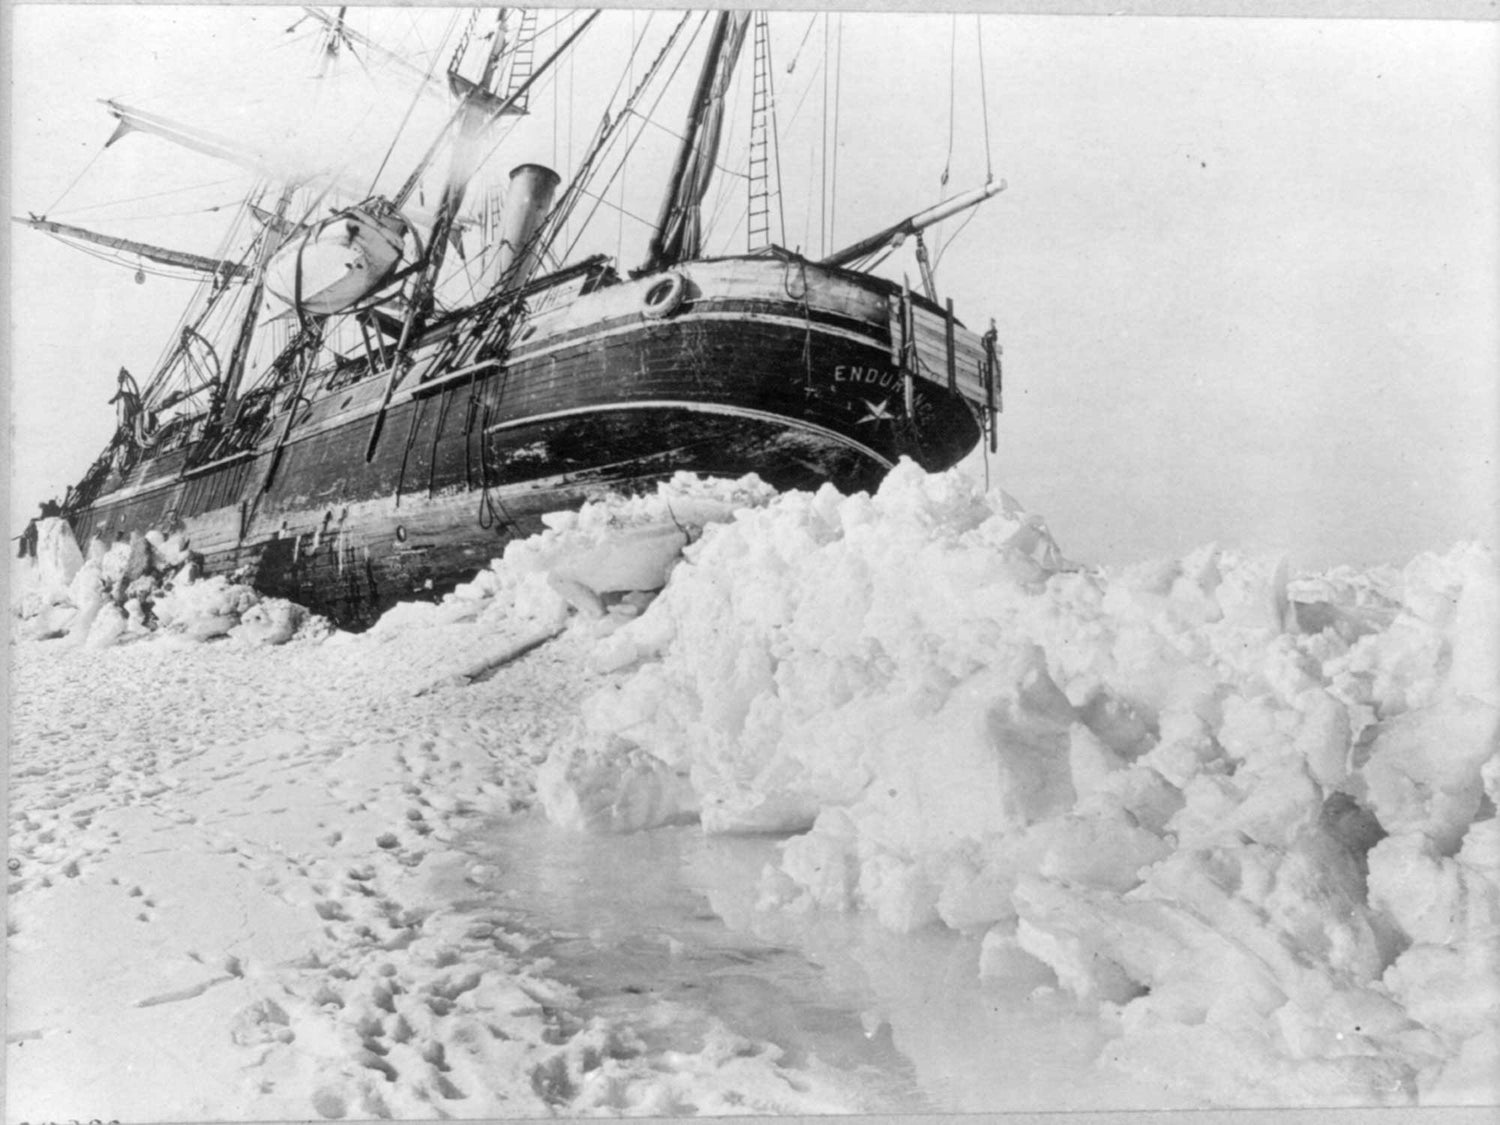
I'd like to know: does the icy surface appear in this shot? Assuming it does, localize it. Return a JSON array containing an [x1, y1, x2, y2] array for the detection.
[[549, 461, 1500, 1108], [8, 464, 1498, 1115]]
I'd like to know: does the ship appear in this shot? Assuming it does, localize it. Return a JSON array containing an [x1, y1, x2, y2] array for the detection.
[[15, 8, 1006, 629]]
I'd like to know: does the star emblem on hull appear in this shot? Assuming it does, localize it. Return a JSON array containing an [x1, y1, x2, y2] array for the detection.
[[857, 397, 895, 425]]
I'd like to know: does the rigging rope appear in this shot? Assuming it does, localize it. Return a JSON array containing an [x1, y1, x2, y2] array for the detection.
[[465, 12, 610, 199], [570, 186, 657, 231], [768, 23, 788, 248], [554, 12, 701, 265], [618, 10, 636, 261], [820, 15, 829, 257], [784, 14, 817, 75], [832, 14, 843, 248], [567, 19, 576, 250], [552, 14, 561, 170], [50, 176, 243, 218], [942, 15, 956, 188], [368, 10, 460, 196], [977, 14, 995, 183], [447, 11, 684, 305], [702, 59, 754, 251], [44, 145, 106, 216], [932, 203, 980, 272], [51, 238, 217, 285], [70, 200, 244, 223]]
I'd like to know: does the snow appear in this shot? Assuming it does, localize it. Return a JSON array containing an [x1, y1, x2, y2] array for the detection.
[[8, 462, 1499, 1116]]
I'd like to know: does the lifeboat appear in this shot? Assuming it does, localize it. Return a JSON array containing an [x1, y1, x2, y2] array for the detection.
[[265, 199, 409, 316]]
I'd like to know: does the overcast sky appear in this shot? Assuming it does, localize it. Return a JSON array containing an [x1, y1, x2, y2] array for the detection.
[[5, 6, 1497, 572]]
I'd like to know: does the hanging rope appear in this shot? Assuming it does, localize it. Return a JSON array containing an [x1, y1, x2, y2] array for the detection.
[[977, 14, 995, 184], [942, 15, 956, 188], [932, 204, 980, 271]]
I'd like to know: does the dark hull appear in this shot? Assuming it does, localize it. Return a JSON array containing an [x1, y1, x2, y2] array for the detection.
[[67, 255, 993, 628]]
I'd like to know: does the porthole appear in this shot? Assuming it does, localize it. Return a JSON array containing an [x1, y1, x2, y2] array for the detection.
[[395, 525, 407, 543]]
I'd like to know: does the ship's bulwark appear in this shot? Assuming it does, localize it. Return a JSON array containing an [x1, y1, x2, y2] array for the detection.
[[68, 257, 990, 629]]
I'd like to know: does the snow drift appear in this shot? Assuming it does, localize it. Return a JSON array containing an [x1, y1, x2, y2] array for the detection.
[[533, 460, 1499, 1107]]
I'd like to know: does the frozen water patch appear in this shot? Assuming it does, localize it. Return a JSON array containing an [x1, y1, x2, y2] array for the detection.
[[433, 815, 1197, 1113], [428, 817, 919, 1113]]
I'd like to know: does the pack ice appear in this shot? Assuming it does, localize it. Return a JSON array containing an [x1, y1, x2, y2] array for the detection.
[[13, 516, 326, 647], [10, 460, 1497, 1110], [536, 460, 1499, 1107]]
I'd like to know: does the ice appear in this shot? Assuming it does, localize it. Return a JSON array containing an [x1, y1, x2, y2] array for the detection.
[[537, 736, 699, 834], [1357, 699, 1498, 851], [10, 519, 328, 647], [10, 462, 1498, 1112], [536, 459, 1499, 1106]]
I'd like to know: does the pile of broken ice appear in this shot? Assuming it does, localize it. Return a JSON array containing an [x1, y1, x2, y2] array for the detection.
[[11, 520, 322, 646], [537, 461, 1497, 1106]]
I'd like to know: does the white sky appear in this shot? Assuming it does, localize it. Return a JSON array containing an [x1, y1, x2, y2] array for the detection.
[[5, 6, 1497, 571]]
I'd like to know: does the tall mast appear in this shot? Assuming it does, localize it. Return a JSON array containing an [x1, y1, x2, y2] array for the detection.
[[299, 6, 450, 100], [391, 10, 598, 334], [365, 11, 598, 461], [644, 10, 752, 273], [218, 184, 298, 422]]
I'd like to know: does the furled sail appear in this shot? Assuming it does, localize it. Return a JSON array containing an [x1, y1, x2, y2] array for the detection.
[[644, 10, 752, 271], [103, 99, 279, 176]]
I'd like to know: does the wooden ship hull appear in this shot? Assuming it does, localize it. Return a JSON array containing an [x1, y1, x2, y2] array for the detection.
[[64, 254, 997, 628]]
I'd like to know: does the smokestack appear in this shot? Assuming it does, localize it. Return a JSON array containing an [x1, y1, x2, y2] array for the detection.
[[493, 163, 561, 292]]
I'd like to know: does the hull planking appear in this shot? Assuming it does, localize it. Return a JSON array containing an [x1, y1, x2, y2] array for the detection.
[[66, 254, 994, 628]]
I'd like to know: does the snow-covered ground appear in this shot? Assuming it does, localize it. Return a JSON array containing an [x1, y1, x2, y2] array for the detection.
[[7, 464, 1498, 1119]]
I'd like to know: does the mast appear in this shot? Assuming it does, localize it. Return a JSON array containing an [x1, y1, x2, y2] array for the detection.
[[365, 11, 599, 461], [218, 184, 298, 423], [11, 216, 251, 281], [387, 10, 597, 331], [643, 10, 752, 273], [315, 6, 349, 78], [299, 6, 451, 100]]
